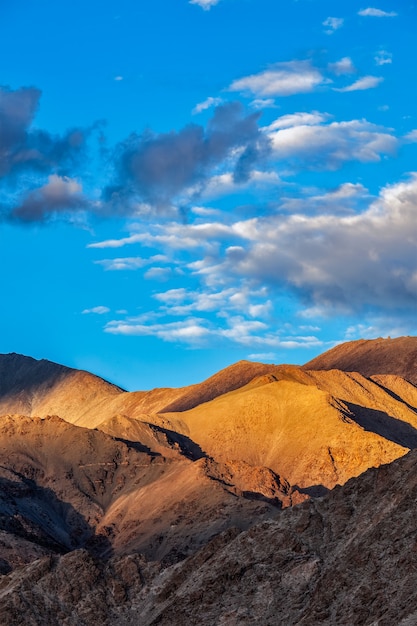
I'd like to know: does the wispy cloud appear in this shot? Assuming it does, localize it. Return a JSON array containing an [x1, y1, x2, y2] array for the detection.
[[328, 57, 356, 75], [189, 0, 220, 10], [374, 50, 392, 66], [335, 75, 383, 92], [404, 130, 417, 142], [95, 255, 167, 271], [192, 96, 223, 114], [358, 8, 398, 17], [88, 234, 143, 249], [229, 60, 327, 97], [82, 306, 110, 315], [323, 17, 344, 34]]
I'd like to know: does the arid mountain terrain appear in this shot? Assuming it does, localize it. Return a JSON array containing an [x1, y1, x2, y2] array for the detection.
[[1, 336, 417, 624]]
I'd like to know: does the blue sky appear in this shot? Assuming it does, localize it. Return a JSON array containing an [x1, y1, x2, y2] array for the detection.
[[1, 0, 416, 390]]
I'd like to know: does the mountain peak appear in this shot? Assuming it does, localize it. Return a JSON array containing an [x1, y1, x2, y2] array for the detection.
[[304, 336, 417, 385]]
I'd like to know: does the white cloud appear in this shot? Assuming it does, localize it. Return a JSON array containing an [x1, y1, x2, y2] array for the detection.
[[374, 50, 392, 66], [144, 267, 173, 281], [82, 306, 110, 315], [192, 96, 223, 114], [405, 130, 417, 142], [106, 317, 211, 343], [114, 76, 123, 81], [266, 111, 331, 131], [200, 174, 417, 313], [336, 75, 383, 92], [94, 255, 167, 271], [247, 353, 277, 361], [250, 98, 278, 110], [229, 60, 327, 97], [199, 169, 282, 200], [323, 17, 344, 34], [88, 234, 143, 249], [268, 117, 396, 168], [358, 8, 398, 17], [189, 0, 220, 9], [191, 205, 223, 217], [328, 57, 356, 75], [278, 183, 369, 215]]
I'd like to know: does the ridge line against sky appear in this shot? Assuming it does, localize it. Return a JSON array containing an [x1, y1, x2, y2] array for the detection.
[[0, 0, 416, 389]]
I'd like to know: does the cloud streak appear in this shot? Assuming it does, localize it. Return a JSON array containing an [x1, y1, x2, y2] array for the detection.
[[189, 0, 220, 9], [358, 8, 398, 17], [336, 76, 383, 92], [229, 61, 327, 97]]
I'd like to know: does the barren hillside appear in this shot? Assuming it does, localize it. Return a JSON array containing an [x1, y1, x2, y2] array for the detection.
[[304, 336, 417, 384]]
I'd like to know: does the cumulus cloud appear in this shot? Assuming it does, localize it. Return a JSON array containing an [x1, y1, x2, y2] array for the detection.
[[195, 174, 417, 314], [105, 102, 270, 211], [229, 60, 326, 97], [267, 116, 396, 169], [358, 8, 397, 17], [336, 76, 383, 92], [323, 17, 344, 34]]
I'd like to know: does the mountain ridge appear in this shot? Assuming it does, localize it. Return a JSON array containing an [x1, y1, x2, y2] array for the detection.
[[1, 337, 417, 624]]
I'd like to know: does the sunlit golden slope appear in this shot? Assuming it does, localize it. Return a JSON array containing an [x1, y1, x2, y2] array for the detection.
[[158, 367, 417, 489]]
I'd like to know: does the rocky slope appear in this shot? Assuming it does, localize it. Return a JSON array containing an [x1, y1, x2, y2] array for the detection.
[[1, 338, 417, 624], [3, 448, 417, 624], [158, 365, 417, 489], [0, 413, 299, 574]]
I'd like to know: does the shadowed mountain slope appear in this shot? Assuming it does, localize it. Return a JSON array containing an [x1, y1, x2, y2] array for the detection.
[[4, 449, 417, 624], [0, 413, 297, 573], [304, 336, 417, 385], [0, 353, 124, 425]]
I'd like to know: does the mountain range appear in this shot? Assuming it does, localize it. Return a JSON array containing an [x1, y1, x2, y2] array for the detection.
[[1, 336, 417, 624]]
